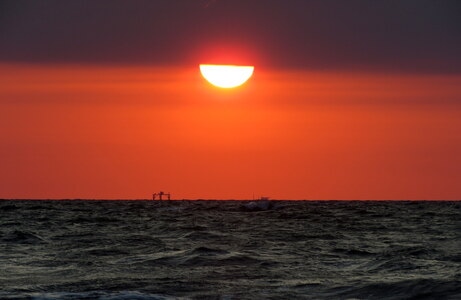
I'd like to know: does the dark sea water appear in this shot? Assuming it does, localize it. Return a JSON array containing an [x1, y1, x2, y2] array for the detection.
[[0, 200, 460, 300]]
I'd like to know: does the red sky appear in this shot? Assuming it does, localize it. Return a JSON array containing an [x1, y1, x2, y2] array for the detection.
[[1, 1, 460, 199], [1, 64, 460, 199]]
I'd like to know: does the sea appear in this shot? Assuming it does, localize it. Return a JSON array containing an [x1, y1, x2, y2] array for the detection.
[[0, 200, 460, 299]]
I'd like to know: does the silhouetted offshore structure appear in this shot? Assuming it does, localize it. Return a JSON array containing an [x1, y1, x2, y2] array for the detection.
[[153, 191, 171, 201]]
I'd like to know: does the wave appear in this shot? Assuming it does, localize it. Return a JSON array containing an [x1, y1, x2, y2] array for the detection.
[[2, 229, 48, 244], [0, 291, 185, 300], [336, 279, 461, 300]]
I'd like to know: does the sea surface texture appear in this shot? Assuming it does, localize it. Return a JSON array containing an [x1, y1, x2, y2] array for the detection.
[[0, 200, 460, 299]]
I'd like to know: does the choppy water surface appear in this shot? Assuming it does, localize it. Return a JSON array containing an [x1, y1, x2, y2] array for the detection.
[[0, 200, 460, 299]]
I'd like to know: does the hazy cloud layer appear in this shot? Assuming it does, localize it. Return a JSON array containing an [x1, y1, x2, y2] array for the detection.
[[1, 0, 460, 72]]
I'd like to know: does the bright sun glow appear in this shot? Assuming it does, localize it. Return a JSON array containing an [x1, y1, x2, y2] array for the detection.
[[199, 64, 254, 88]]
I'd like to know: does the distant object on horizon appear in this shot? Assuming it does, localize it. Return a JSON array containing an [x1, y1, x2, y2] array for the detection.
[[153, 191, 171, 201], [242, 196, 273, 211]]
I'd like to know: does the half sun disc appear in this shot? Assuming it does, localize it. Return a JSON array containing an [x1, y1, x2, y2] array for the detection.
[[200, 64, 254, 88]]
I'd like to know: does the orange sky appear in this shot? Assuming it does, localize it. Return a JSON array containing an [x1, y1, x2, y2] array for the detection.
[[1, 64, 460, 200]]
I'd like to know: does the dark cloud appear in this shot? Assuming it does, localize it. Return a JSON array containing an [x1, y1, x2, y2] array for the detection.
[[0, 0, 460, 72]]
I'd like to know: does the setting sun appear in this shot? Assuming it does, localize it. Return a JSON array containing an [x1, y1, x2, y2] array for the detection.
[[199, 64, 254, 88]]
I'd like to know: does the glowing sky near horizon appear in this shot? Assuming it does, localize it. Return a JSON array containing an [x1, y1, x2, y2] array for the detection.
[[1, 64, 460, 199]]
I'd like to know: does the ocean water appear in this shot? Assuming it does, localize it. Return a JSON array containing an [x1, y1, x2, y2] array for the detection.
[[0, 200, 460, 299]]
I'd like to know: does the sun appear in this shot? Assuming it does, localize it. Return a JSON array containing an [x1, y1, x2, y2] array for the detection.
[[199, 64, 254, 88]]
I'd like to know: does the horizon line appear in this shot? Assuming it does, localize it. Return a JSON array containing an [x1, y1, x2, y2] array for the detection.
[[1, 198, 459, 202]]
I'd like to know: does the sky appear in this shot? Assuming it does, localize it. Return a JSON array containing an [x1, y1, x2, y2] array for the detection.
[[1, 0, 460, 200]]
